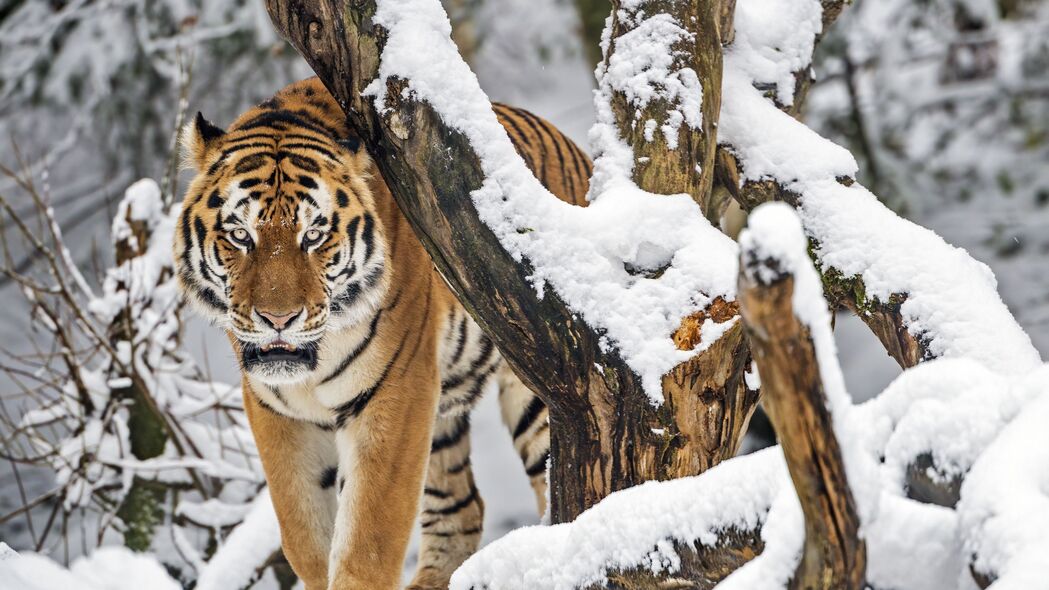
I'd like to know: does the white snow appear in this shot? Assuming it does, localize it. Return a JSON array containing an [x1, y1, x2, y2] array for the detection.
[[451, 447, 786, 589], [958, 374, 1049, 590], [719, 0, 1041, 376], [366, 0, 738, 401], [195, 489, 282, 590], [0, 545, 181, 590], [728, 0, 822, 107]]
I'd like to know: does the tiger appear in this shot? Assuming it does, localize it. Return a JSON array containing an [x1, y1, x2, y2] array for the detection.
[[174, 77, 591, 590]]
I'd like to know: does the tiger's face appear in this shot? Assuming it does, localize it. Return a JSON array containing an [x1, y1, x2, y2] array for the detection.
[[175, 108, 389, 384]]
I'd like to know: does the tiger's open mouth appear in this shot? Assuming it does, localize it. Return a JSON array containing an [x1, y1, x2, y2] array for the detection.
[[241, 339, 319, 373]]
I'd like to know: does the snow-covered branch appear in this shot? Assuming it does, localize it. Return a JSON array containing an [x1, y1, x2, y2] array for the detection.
[[718, 0, 1040, 375], [738, 204, 867, 590]]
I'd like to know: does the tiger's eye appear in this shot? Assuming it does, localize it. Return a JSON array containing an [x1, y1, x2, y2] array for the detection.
[[231, 228, 250, 243], [304, 229, 324, 246]]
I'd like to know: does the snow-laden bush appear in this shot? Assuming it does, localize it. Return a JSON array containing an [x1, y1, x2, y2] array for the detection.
[[0, 174, 281, 587]]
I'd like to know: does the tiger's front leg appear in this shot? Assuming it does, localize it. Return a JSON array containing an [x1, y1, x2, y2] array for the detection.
[[328, 360, 441, 590], [242, 383, 338, 590]]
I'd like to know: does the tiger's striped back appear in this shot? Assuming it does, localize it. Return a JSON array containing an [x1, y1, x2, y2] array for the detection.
[[494, 102, 592, 207]]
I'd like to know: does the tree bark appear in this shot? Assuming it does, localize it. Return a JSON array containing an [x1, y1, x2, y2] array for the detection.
[[738, 253, 866, 590], [589, 528, 764, 590]]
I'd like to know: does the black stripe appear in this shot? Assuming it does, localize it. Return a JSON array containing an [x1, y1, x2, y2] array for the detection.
[[442, 361, 500, 413], [206, 190, 224, 208], [508, 107, 551, 185], [283, 153, 321, 173], [236, 110, 338, 138], [197, 287, 228, 313], [220, 142, 274, 158], [360, 213, 375, 261], [449, 314, 470, 366], [423, 526, 482, 538], [266, 385, 289, 408], [321, 311, 382, 384], [319, 466, 337, 489], [513, 396, 546, 439], [282, 143, 337, 161], [296, 190, 320, 209], [224, 132, 280, 143], [525, 451, 549, 477], [424, 487, 451, 499], [234, 154, 271, 174], [494, 105, 539, 173], [422, 485, 478, 516], [282, 132, 331, 144], [447, 457, 470, 475], [431, 416, 469, 453], [179, 212, 194, 269], [332, 327, 411, 427], [442, 338, 495, 390], [345, 215, 362, 259], [336, 189, 350, 207]]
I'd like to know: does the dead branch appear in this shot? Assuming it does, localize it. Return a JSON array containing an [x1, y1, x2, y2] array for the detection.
[[738, 246, 865, 590]]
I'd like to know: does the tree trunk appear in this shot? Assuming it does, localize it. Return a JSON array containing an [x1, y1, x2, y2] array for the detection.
[[266, 0, 756, 524], [605, 0, 724, 222], [112, 210, 169, 551]]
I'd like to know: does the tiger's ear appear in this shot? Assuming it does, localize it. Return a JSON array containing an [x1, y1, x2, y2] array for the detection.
[[180, 112, 226, 171]]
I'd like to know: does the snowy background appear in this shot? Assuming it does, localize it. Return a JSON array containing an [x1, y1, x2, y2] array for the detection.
[[1, 0, 1047, 587]]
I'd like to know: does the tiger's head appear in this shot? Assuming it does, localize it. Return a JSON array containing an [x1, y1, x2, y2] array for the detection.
[[174, 86, 389, 384]]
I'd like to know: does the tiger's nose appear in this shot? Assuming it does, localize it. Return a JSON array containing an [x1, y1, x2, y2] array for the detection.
[[256, 308, 302, 331]]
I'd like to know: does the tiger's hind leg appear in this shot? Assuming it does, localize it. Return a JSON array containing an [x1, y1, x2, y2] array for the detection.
[[408, 413, 484, 590], [496, 363, 550, 516]]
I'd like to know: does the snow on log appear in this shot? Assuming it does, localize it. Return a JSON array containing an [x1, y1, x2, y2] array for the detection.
[[958, 375, 1049, 589], [737, 203, 868, 590], [719, 0, 1040, 373], [450, 447, 783, 590]]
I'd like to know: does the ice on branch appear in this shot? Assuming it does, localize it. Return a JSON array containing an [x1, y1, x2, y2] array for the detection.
[[366, 0, 737, 401]]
